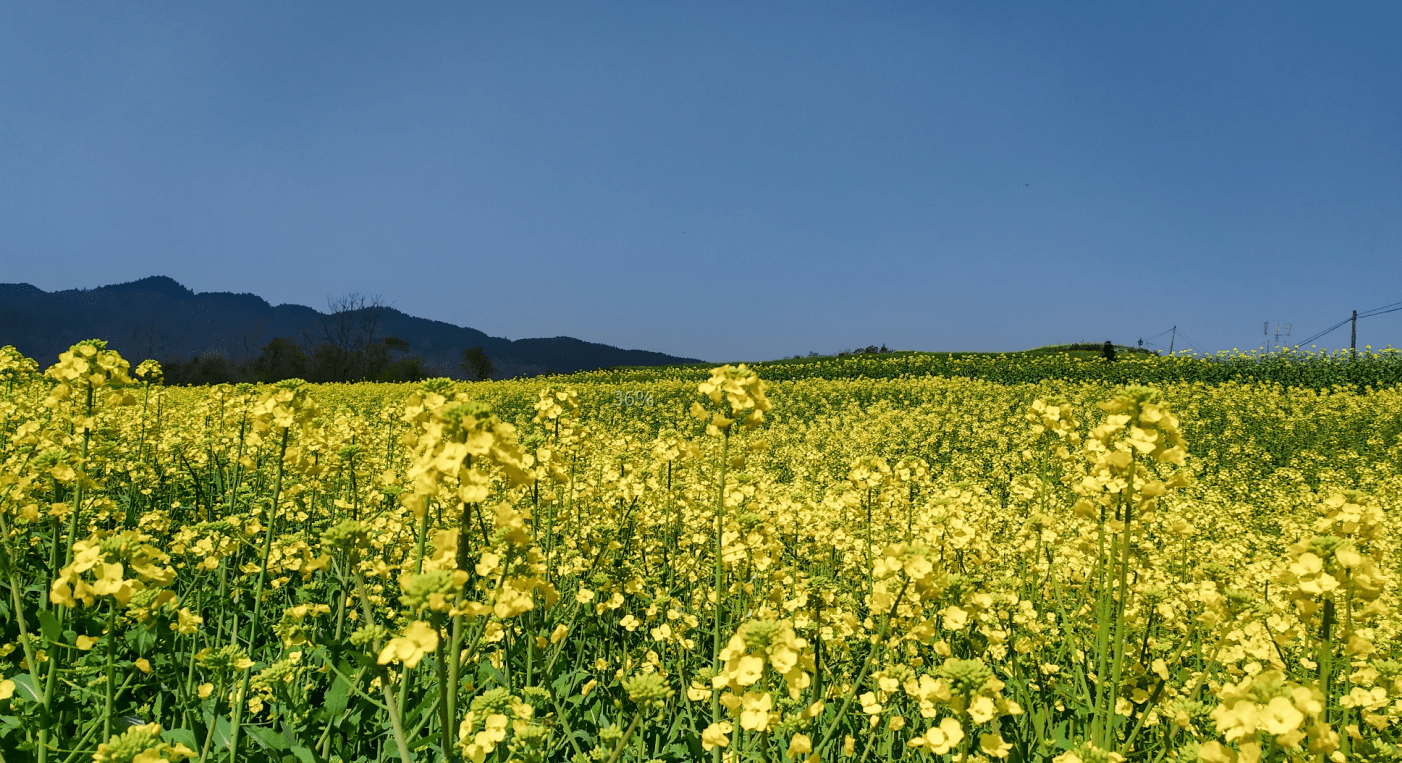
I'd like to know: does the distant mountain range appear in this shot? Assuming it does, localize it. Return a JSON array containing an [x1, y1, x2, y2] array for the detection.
[[0, 276, 699, 379]]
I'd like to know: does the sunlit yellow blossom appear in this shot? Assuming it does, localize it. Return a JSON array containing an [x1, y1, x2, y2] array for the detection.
[[701, 722, 732, 751], [378, 621, 439, 668], [908, 717, 963, 755]]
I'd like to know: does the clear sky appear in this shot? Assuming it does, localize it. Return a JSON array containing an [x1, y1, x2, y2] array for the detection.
[[3, 2, 1399, 362]]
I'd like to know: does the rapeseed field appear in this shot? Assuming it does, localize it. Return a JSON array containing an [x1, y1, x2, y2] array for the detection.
[[1, 341, 1400, 763]]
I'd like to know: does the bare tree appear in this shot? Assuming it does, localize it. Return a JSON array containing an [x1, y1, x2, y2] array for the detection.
[[323, 293, 384, 352], [242, 318, 271, 363], [316, 293, 387, 380], [129, 319, 166, 362]]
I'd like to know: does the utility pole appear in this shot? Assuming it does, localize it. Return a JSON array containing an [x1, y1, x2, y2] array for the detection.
[[1280, 323, 1291, 350], [1168, 326, 1176, 355], [1351, 309, 1357, 360]]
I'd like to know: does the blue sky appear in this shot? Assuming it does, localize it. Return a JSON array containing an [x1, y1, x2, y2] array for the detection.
[[2, 2, 1399, 361]]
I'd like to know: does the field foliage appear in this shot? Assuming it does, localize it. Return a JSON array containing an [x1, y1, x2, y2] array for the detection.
[[1, 342, 1401, 763]]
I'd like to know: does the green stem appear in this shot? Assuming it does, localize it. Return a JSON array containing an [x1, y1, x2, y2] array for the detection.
[[0, 513, 41, 724], [229, 426, 290, 762], [1319, 597, 1336, 722], [197, 681, 226, 763], [436, 628, 452, 759], [712, 431, 729, 763], [245, 427, 291, 644], [605, 712, 643, 763], [353, 566, 416, 763], [1104, 463, 1138, 751], [103, 599, 117, 742], [42, 382, 95, 763], [816, 580, 909, 755], [399, 504, 432, 742], [1090, 503, 1111, 747]]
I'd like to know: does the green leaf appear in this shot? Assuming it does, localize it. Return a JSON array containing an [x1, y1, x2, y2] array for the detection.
[[247, 724, 289, 751], [324, 672, 351, 715], [162, 727, 199, 750], [211, 716, 232, 753], [475, 661, 506, 688], [680, 731, 704, 760], [10, 674, 40, 703], [37, 609, 60, 646], [132, 624, 157, 653], [289, 745, 318, 763]]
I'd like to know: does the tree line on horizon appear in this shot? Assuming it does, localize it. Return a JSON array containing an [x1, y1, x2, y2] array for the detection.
[[160, 294, 495, 385], [162, 337, 496, 385]]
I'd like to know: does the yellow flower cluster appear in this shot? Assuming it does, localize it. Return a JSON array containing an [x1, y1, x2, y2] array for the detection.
[[91, 722, 195, 763], [249, 377, 319, 438], [455, 687, 552, 763], [691, 363, 772, 435], [0, 344, 39, 382], [1200, 670, 1338, 761], [401, 390, 532, 515], [44, 339, 134, 409], [51, 530, 175, 608]]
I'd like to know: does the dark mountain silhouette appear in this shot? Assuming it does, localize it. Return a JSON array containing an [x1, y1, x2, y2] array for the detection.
[[0, 276, 699, 381]]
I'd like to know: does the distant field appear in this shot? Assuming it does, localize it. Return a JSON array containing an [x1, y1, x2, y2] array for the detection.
[[588, 345, 1402, 389], [611, 343, 1151, 370]]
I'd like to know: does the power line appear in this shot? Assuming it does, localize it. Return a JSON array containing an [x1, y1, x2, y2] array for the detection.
[[1142, 326, 1174, 343], [1295, 298, 1401, 349], [1141, 302, 1395, 359], [1355, 297, 1401, 316], [1298, 316, 1353, 347], [1136, 326, 1177, 355], [1173, 328, 1206, 356], [1359, 300, 1402, 319], [1361, 305, 1402, 319]]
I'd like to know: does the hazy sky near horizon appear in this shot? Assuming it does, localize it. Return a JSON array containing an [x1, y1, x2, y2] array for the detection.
[[3, 2, 1399, 362]]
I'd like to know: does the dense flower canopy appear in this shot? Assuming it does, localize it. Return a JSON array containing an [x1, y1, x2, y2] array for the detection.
[[0, 341, 1399, 762]]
